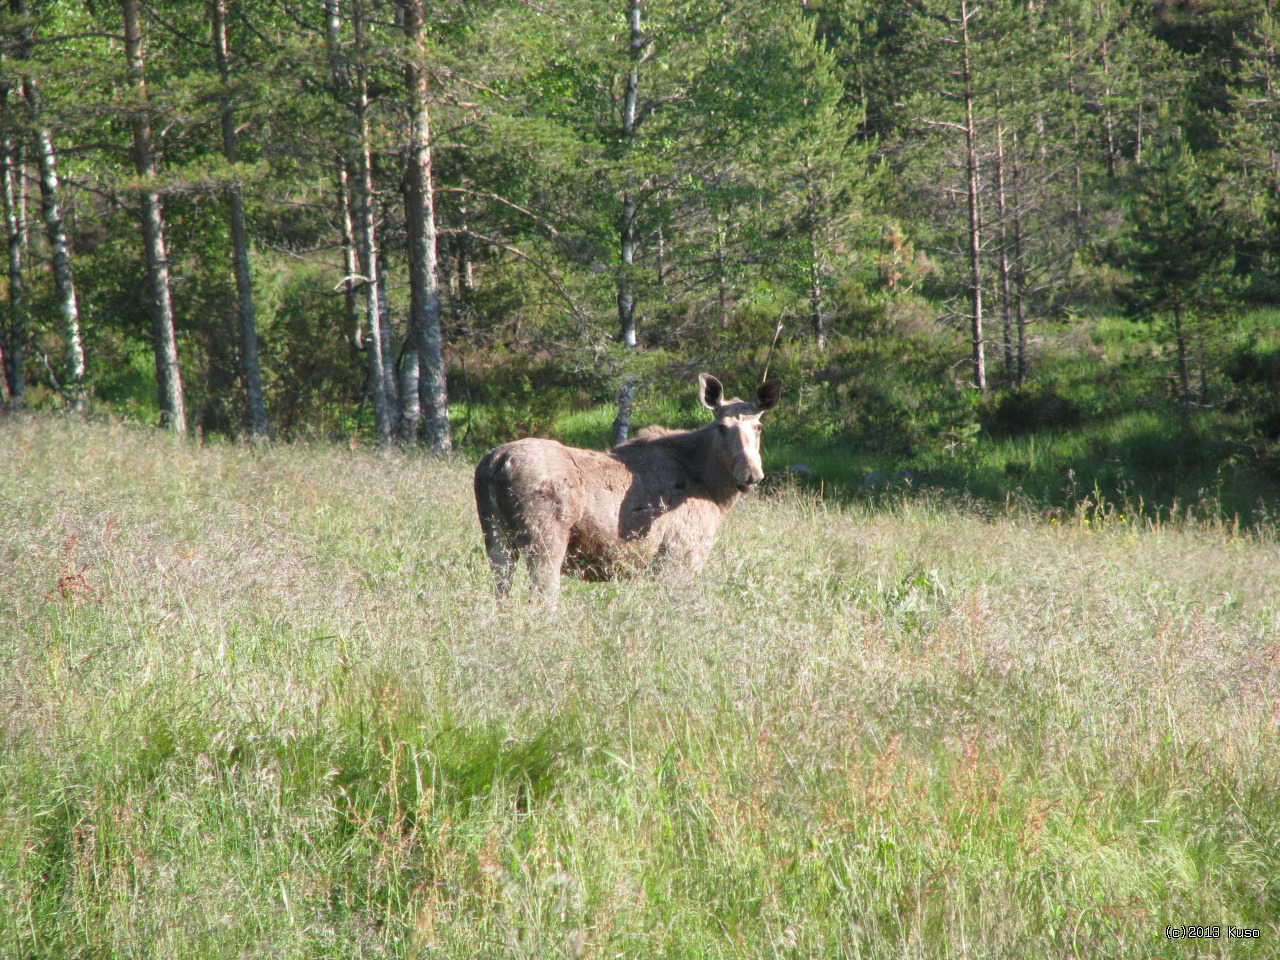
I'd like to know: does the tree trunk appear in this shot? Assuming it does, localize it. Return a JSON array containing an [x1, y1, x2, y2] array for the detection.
[[1099, 20, 1117, 178], [355, 0, 395, 443], [456, 204, 474, 303], [1066, 28, 1084, 234], [12, 0, 84, 413], [330, 0, 393, 444], [614, 0, 642, 445], [337, 159, 362, 348], [805, 156, 824, 350], [123, 0, 185, 433], [376, 244, 397, 423], [612, 377, 636, 449], [809, 233, 824, 350], [715, 218, 729, 330], [618, 185, 637, 348], [212, 0, 267, 437], [1199, 346, 1208, 405], [26, 88, 85, 413], [324, 2, 362, 351], [398, 345, 420, 438], [1135, 101, 1143, 163], [1173, 294, 1190, 416], [1, 123, 25, 409], [993, 103, 1014, 382], [457, 244, 474, 302], [655, 225, 666, 286], [960, 0, 986, 393], [1011, 130, 1028, 388], [1265, 0, 1278, 188], [402, 0, 451, 453]]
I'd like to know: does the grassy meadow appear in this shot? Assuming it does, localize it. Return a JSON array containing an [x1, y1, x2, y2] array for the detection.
[[2, 416, 1279, 958]]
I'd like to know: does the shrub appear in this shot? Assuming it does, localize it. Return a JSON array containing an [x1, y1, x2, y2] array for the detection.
[[982, 385, 1083, 437]]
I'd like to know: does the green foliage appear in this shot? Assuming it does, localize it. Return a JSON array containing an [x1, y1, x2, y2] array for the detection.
[[982, 383, 1084, 437], [0, 0, 1278, 524], [1118, 133, 1240, 322], [256, 264, 364, 439]]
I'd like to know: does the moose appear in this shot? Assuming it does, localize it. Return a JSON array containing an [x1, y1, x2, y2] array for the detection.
[[474, 374, 782, 603]]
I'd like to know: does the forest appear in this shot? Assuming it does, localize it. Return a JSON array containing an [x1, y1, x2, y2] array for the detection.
[[7, 5, 1280, 954], [2, 0, 1280, 514]]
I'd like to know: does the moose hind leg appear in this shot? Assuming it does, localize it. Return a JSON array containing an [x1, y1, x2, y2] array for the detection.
[[524, 527, 569, 606], [482, 523, 518, 599]]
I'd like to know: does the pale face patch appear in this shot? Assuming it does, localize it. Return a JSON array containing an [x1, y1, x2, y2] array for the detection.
[[713, 401, 766, 490]]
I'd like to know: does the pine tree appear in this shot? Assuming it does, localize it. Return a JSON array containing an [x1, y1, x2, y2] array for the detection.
[[211, 0, 267, 437], [1118, 134, 1238, 415], [763, 11, 870, 351], [402, 0, 450, 453], [904, 0, 996, 392], [122, 0, 185, 433]]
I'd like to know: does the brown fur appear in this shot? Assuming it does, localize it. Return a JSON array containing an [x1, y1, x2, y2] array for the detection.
[[474, 375, 781, 602]]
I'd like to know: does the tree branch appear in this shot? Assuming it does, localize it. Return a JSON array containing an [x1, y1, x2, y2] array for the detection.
[[437, 186, 582, 258], [445, 227, 587, 323]]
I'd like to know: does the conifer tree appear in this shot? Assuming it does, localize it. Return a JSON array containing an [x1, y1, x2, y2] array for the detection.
[[122, 0, 185, 433], [402, 0, 450, 453], [1118, 135, 1238, 415], [211, 0, 267, 437]]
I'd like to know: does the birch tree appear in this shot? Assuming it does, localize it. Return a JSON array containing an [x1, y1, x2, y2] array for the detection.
[[324, 0, 395, 444], [0, 94, 24, 409], [11, 0, 84, 413], [612, 0, 643, 446]]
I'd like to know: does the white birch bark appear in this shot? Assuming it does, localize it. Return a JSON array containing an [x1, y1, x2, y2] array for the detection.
[[337, 162, 362, 348], [0, 118, 25, 409], [612, 0, 643, 447], [350, 0, 395, 443], [12, 0, 83, 412]]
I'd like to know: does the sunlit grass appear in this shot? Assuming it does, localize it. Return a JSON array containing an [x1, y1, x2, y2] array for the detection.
[[1, 416, 1278, 958]]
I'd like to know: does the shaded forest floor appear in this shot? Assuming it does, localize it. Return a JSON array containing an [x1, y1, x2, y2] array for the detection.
[[1, 418, 1278, 958]]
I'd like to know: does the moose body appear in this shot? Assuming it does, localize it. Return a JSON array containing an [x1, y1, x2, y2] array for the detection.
[[474, 375, 780, 602]]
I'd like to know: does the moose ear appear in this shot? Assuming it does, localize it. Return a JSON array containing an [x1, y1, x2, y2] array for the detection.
[[756, 379, 782, 412], [698, 373, 724, 409]]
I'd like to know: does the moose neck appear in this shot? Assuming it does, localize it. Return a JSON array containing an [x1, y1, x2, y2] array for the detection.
[[690, 423, 743, 507]]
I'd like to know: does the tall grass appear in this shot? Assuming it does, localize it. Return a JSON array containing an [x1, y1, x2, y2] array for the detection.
[[2, 417, 1278, 957]]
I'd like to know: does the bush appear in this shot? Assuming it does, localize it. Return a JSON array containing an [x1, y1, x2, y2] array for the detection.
[[982, 385, 1083, 437], [1222, 338, 1280, 442]]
